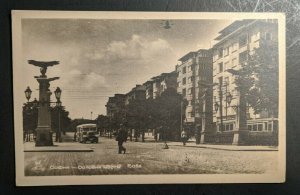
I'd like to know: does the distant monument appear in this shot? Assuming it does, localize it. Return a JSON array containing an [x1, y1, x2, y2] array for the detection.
[[28, 60, 60, 146]]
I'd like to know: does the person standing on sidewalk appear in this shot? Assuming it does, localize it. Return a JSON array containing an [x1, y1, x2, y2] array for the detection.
[[115, 124, 128, 154], [181, 129, 188, 146]]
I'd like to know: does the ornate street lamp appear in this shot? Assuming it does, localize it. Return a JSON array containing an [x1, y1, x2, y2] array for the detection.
[[56, 99, 62, 107], [226, 92, 233, 106], [54, 87, 62, 100], [24, 86, 32, 102], [54, 87, 62, 142], [225, 92, 233, 120], [214, 101, 219, 112], [214, 101, 223, 131]]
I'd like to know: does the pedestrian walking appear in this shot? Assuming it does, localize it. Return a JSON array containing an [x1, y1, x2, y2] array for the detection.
[[181, 129, 188, 146], [74, 131, 77, 142], [115, 124, 128, 154]]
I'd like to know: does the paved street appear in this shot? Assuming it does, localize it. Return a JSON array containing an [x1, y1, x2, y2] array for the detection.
[[24, 133, 278, 176]]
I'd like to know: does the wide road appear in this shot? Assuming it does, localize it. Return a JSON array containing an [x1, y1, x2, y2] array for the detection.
[[24, 133, 278, 176]]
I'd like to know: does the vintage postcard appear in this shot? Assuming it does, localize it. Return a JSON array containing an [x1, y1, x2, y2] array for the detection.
[[12, 11, 286, 186]]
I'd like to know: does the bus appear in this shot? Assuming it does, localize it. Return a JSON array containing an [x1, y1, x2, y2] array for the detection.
[[75, 124, 98, 143]]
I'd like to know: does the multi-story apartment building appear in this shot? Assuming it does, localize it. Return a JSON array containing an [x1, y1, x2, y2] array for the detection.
[[144, 80, 154, 100], [176, 49, 213, 142], [212, 19, 278, 145], [143, 71, 177, 100], [125, 85, 146, 105], [105, 94, 126, 118]]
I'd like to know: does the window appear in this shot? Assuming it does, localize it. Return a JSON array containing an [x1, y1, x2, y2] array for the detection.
[[265, 32, 272, 40], [232, 58, 237, 67], [253, 124, 258, 131], [199, 52, 207, 57], [182, 77, 186, 85], [182, 67, 186, 74], [225, 123, 234, 131], [182, 88, 186, 96], [268, 123, 273, 131], [188, 65, 192, 72], [230, 124, 234, 131], [224, 61, 229, 70], [218, 62, 223, 73], [239, 51, 248, 64], [224, 77, 229, 86], [187, 112, 194, 118], [218, 77, 223, 87], [224, 47, 229, 56], [188, 87, 194, 94], [213, 54, 218, 61], [225, 124, 230, 131], [251, 32, 260, 42], [177, 81, 181, 87], [239, 34, 248, 47], [218, 48, 223, 58], [188, 76, 194, 83], [258, 124, 263, 131], [232, 43, 238, 52], [177, 70, 181, 75], [195, 67, 199, 75]]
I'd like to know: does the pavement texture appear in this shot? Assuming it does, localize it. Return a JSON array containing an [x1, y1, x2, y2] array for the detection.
[[23, 133, 279, 176]]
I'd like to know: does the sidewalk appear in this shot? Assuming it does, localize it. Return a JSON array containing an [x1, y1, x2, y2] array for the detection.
[[23, 141, 94, 152], [23, 138, 278, 152], [167, 141, 278, 151]]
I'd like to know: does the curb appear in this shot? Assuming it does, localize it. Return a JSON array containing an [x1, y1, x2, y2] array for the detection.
[[24, 149, 94, 152], [169, 144, 278, 151]]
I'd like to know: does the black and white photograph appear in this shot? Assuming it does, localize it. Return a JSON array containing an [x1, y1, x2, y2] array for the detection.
[[12, 11, 285, 185]]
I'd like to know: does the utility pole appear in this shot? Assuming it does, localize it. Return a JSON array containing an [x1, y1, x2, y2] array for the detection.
[[180, 101, 183, 132], [219, 86, 224, 132]]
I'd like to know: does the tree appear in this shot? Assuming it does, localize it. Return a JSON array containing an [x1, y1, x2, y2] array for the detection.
[[125, 98, 149, 142], [96, 115, 110, 136], [50, 106, 71, 141], [152, 88, 184, 141], [124, 88, 185, 142], [228, 41, 278, 117]]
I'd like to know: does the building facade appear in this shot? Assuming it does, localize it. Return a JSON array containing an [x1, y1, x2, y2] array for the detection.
[[212, 19, 278, 145], [106, 94, 126, 118], [143, 71, 177, 100], [125, 85, 146, 105], [176, 49, 213, 142]]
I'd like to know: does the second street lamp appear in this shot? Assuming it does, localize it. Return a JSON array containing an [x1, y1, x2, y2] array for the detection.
[[56, 99, 62, 142], [225, 92, 233, 120], [214, 99, 223, 132], [54, 87, 62, 100], [54, 87, 62, 142], [24, 86, 32, 102]]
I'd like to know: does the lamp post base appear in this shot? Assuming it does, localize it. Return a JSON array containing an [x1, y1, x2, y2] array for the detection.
[[200, 132, 206, 144], [232, 129, 249, 145], [200, 132, 213, 144], [35, 126, 53, 146]]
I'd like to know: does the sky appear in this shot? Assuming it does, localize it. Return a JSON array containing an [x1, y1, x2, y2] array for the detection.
[[21, 18, 233, 119]]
